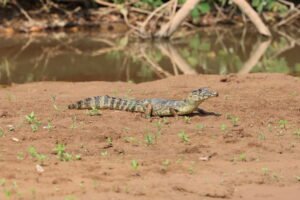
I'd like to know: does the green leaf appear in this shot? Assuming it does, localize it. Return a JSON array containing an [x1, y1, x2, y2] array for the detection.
[[191, 7, 200, 19], [198, 2, 211, 14]]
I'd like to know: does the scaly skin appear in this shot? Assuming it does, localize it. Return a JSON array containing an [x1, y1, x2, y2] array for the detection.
[[68, 88, 218, 117]]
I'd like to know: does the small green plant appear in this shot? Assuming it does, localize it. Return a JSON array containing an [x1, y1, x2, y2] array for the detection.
[[131, 160, 139, 170], [178, 131, 190, 143], [44, 120, 54, 131], [106, 137, 113, 146], [51, 95, 59, 111], [17, 152, 24, 160], [293, 129, 300, 137], [4, 189, 12, 198], [25, 112, 38, 124], [100, 150, 108, 157], [154, 120, 163, 133], [87, 106, 101, 116], [278, 119, 288, 129], [144, 134, 155, 145], [234, 153, 247, 162], [54, 144, 72, 161], [75, 155, 82, 160], [123, 136, 136, 143], [25, 112, 42, 132], [230, 116, 239, 126], [196, 123, 205, 131], [160, 159, 170, 172], [31, 124, 39, 132], [183, 116, 191, 124], [64, 195, 77, 200], [0, 178, 6, 186], [28, 146, 46, 164], [267, 123, 273, 132], [258, 132, 266, 140], [188, 161, 196, 174], [220, 123, 227, 131], [262, 167, 270, 175], [0, 128, 4, 137], [70, 115, 77, 129]]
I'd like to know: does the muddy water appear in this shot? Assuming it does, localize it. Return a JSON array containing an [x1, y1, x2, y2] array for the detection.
[[0, 28, 299, 85]]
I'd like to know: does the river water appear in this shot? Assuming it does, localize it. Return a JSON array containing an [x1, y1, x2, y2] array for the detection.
[[0, 27, 299, 85]]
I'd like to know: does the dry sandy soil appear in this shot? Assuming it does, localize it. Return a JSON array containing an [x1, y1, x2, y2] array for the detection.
[[0, 73, 300, 200]]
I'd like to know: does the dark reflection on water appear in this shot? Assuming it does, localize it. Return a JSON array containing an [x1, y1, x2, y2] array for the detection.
[[0, 28, 299, 85]]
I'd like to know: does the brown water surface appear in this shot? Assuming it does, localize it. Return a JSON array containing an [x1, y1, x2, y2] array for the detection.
[[0, 28, 299, 85]]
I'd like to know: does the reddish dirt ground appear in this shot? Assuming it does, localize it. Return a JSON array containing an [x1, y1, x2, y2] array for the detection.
[[0, 73, 300, 200]]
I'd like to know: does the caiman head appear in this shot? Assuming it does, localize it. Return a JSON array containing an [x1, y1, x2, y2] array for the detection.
[[186, 87, 218, 103]]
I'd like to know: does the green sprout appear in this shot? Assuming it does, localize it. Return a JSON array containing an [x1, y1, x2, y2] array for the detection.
[[131, 160, 139, 170], [0, 178, 6, 186], [44, 120, 54, 131], [17, 152, 24, 160], [28, 146, 46, 164], [258, 132, 266, 140], [178, 131, 190, 143], [145, 134, 155, 145], [160, 159, 171, 172], [54, 144, 72, 161], [278, 119, 288, 129], [294, 129, 300, 137], [25, 112, 42, 132], [88, 106, 101, 116], [234, 153, 247, 162], [70, 115, 77, 129], [184, 116, 191, 124], [220, 124, 227, 131], [0, 128, 4, 137], [51, 95, 59, 111], [100, 150, 108, 157], [25, 112, 37, 124], [106, 137, 113, 146]]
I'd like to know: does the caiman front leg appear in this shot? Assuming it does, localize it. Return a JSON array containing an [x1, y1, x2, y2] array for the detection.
[[169, 108, 178, 117], [144, 103, 153, 118]]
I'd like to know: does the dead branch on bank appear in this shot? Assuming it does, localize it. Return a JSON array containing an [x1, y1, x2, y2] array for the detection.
[[156, 43, 197, 74], [231, 0, 271, 37], [238, 39, 271, 74], [155, 0, 201, 38]]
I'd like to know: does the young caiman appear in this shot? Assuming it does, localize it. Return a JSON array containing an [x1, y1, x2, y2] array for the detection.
[[68, 87, 218, 117]]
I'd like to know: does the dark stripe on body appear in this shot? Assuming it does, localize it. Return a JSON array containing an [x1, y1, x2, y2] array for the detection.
[[128, 101, 135, 112], [120, 100, 128, 110], [84, 98, 91, 108], [115, 98, 122, 110], [94, 96, 100, 108], [110, 97, 115, 109], [104, 95, 109, 107]]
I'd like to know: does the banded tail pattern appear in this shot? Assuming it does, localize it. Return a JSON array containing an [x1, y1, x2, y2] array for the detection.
[[68, 95, 145, 113]]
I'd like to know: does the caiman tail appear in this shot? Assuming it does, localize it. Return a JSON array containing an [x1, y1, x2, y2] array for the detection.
[[68, 95, 145, 113]]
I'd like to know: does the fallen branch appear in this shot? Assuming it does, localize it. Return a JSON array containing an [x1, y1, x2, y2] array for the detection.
[[238, 39, 271, 74], [232, 0, 271, 37], [155, 0, 201, 38], [156, 43, 197, 74], [140, 48, 172, 78]]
